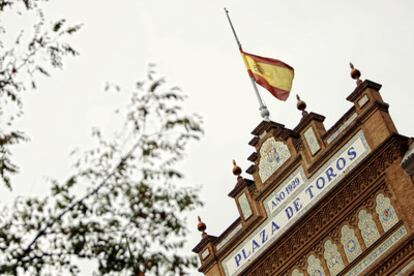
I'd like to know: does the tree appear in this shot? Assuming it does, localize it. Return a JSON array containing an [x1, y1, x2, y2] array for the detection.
[[0, 66, 204, 275], [1, 2, 203, 274], [0, 0, 81, 189]]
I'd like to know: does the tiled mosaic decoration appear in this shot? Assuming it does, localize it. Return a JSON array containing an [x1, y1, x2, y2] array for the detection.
[[307, 254, 326, 276], [375, 193, 399, 232], [340, 224, 362, 262], [324, 240, 345, 275], [358, 209, 380, 248], [258, 137, 291, 183]]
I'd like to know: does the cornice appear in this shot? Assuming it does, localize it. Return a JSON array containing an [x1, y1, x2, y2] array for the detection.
[[214, 215, 263, 259], [293, 112, 326, 133], [323, 106, 355, 140], [245, 164, 255, 175], [346, 79, 382, 102], [192, 235, 218, 253], [251, 120, 284, 136], [214, 217, 241, 245], [228, 178, 254, 198], [247, 152, 257, 162], [248, 136, 259, 147]]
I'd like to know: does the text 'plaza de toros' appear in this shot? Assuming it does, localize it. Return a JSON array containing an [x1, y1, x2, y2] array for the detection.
[[193, 66, 414, 276]]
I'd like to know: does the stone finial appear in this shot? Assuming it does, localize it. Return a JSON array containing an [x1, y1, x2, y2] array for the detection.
[[296, 94, 308, 116], [350, 62, 362, 85], [232, 160, 242, 180], [197, 216, 207, 238]]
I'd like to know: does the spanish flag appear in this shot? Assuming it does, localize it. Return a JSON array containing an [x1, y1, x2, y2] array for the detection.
[[241, 51, 294, 101]]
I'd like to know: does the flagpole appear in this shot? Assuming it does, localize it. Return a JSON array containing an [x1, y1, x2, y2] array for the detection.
[[224, 8, 270, 121]]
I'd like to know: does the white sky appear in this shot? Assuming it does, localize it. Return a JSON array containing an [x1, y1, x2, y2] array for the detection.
[[2, 0, 414, 274]]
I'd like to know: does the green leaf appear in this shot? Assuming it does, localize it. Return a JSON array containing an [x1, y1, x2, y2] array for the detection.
[[53, 19, 66, 32]]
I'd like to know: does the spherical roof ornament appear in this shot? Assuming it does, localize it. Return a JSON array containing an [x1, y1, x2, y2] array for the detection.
[[296, 94, 308, 116], [232, 160, 242, 179], [197, 216, 207, 238], [350, 62, 362, 85]]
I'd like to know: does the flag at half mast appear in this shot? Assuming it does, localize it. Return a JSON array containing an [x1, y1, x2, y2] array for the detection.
[[241, 50, 294, 101]]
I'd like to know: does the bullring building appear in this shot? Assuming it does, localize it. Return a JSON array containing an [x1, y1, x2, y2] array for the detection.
[[193, 67, 414, 276]]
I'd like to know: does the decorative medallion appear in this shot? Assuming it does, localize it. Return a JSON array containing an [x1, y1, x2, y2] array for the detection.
[[340, 225, 362, 263], [346, 240, 356, 253], [375, 193, 399, 232], [357, 209, 380, 248], [258, 137, 291, 183]]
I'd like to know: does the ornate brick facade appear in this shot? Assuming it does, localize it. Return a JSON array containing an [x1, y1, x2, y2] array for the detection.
[[193, 79, 414, 276]]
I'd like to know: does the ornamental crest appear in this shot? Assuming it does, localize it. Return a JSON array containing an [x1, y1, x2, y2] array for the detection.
[[258, 137, 290, 183]]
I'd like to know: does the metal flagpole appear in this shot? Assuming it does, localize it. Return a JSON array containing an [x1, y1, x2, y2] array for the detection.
[[224, 8, 270, 121]]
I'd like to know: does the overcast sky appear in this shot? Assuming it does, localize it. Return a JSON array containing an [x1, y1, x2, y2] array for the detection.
[[3, 0, 414, 274]]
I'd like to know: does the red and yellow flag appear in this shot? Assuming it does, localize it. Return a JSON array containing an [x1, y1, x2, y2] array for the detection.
[[241, 51, 294, 101]]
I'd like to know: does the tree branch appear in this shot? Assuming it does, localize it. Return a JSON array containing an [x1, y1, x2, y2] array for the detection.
[[19, 138, 143, 262]]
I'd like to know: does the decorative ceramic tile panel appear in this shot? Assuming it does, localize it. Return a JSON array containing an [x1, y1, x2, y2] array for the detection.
[[324, 240, 345, 276], [304, 127, 321, 155], [340, 225, 362, 262], [375, 193, 399, 232], [258, 137, 291, 183], [201, 248, 210, 260], [357, 94, 369, 108], [238, 193, 252, 220], [345, 225, 407, 276], [358, 209, 380, 248], [307, 254, 326, 276], [291, 268, 305, 276]]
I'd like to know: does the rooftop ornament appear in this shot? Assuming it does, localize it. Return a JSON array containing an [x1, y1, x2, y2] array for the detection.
[[197, 216, 207, 238], [296, 94, 308, 116], [232, 160, 242, 180], [350, 62, 362, 85]]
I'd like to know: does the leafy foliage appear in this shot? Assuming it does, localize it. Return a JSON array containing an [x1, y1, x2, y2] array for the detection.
[[0, 68, 204, 275], [0, 0, 80, 189]]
